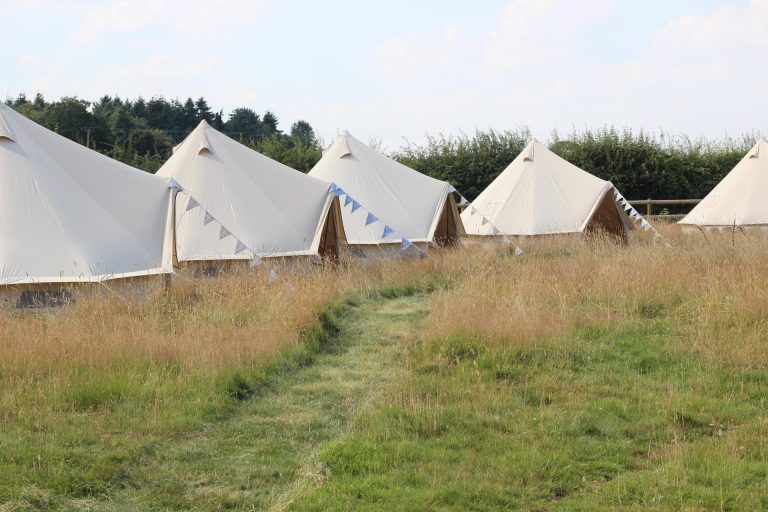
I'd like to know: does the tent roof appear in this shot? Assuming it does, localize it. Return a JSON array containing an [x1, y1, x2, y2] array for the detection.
[[679, 139, 768, 226], [462, 139, 621, 236], [0, 103, 173, 285], [308, 131, 454, 244], [157, 121, 336, 260]]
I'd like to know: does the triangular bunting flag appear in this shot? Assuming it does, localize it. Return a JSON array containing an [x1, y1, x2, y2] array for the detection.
[[419, 250, 427, 259], [401, 239, 413, 252], [501, 237, 512, 247], [234, 240, 248, 254], [344, 195, 353, 207], [186, 196, 200, 211], [481, 217, 489, 226], [167, 178, 182, 190], [382, 225, 395, 239], [469, 207, 477, 216], [329, 182, 341, 193], [365, 212, 378, 226], [514, 246, 524, 257], [268, 270, 279, 283], [250, 256, 263, 268], [351, 200, 362, 213], [491, 226, 499, 235], [204, 212, 215, 225], [219, 226, 231, 239]]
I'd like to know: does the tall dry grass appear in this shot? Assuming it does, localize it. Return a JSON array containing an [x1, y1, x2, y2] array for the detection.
[[427, 227, 768, 369]]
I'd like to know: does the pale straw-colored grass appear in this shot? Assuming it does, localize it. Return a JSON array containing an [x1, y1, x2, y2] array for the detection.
[[427, 227, 768, 369]]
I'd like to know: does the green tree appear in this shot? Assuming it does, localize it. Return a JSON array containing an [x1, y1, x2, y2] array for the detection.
[[225, 108, 261, 139]]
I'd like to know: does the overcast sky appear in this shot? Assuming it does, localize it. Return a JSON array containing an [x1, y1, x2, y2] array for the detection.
[[3, 0, 767, 148]]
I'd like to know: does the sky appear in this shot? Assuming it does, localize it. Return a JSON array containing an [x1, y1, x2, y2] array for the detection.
[[2, 0, 767, 149]]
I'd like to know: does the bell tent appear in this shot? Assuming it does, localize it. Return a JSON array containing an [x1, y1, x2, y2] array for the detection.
[[679, 139, 768, 230], [462, 138, 655, 240], [308, 131, 464, 256], [156, 121, 346, 269], [0, 102, 174, 302]]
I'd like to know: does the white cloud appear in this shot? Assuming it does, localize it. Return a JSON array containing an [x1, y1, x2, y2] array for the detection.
[[72, 0, 276, 43], [612, 0, 768, 132], [365, 0, 768, 143], [16, 54, 43, 69], [109, 53, 218, 80]]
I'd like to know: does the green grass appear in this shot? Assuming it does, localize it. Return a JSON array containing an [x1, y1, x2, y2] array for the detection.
[[289, 315, 768, 511], [3, 257, 768, 511], [0, 290, 430, 511]]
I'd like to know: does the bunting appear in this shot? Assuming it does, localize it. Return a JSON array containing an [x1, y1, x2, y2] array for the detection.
[[610, 186, 670, 246], [328, 182, 426, 260], [186, 196, 200, 211], [173, 188, 279, 280]]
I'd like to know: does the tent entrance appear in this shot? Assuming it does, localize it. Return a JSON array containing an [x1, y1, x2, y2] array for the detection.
[[317, 197, 347, 263], [585, 191, 629, 242], [433, 194, 463, 247]]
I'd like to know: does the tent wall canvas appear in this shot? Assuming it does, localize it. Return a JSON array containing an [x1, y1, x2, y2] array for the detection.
[[0, 103, 174, 286], [157, 121, 346, 264], [308, 131, 464, 247], [679, 139, 768, 228], [462, 139, 642, 240]]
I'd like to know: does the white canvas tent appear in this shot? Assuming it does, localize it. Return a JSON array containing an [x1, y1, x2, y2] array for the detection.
[[308, 131, 463, 251], [156, 121, 346, 265], [462, 138, 651, 239], [679, 139, 768, 229], [0, 102, 174, 287]]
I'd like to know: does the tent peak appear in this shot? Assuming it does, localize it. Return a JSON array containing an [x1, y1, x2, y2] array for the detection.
[[338, 131, 352, 158]]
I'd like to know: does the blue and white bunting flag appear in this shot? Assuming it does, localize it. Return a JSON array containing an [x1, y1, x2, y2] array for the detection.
[[219, 226, 231, 239], [250, 256, 263, 268], [382, 225, 395, 239], [186, 196, 200, 211], [204, 212, 215, 225], [167, 178, 182, 190], [401, 239, 413, 252], [481, 216, 489, 226], [419, 250, 427, 259], [351, 200, 362, 213], [344, 195, 353, 207], [234, 240, 248, 254], [365, 212, 378, 226]]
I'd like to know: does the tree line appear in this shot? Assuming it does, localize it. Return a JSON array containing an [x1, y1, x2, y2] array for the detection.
[[5, 93, 321, 172], [5, 93, 759, 201]]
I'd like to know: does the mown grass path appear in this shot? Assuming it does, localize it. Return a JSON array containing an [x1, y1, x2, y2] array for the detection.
[[98, 293, 429, 511]]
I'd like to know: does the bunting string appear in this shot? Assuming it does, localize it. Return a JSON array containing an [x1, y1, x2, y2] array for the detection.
[[457, 189, 524, 256], [168, 181, 273, 278], [611, 186, 672, 248], [329, 182, 427, 258]]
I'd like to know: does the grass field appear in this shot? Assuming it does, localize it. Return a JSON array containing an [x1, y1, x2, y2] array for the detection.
[[2, 230, 768, 510]]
